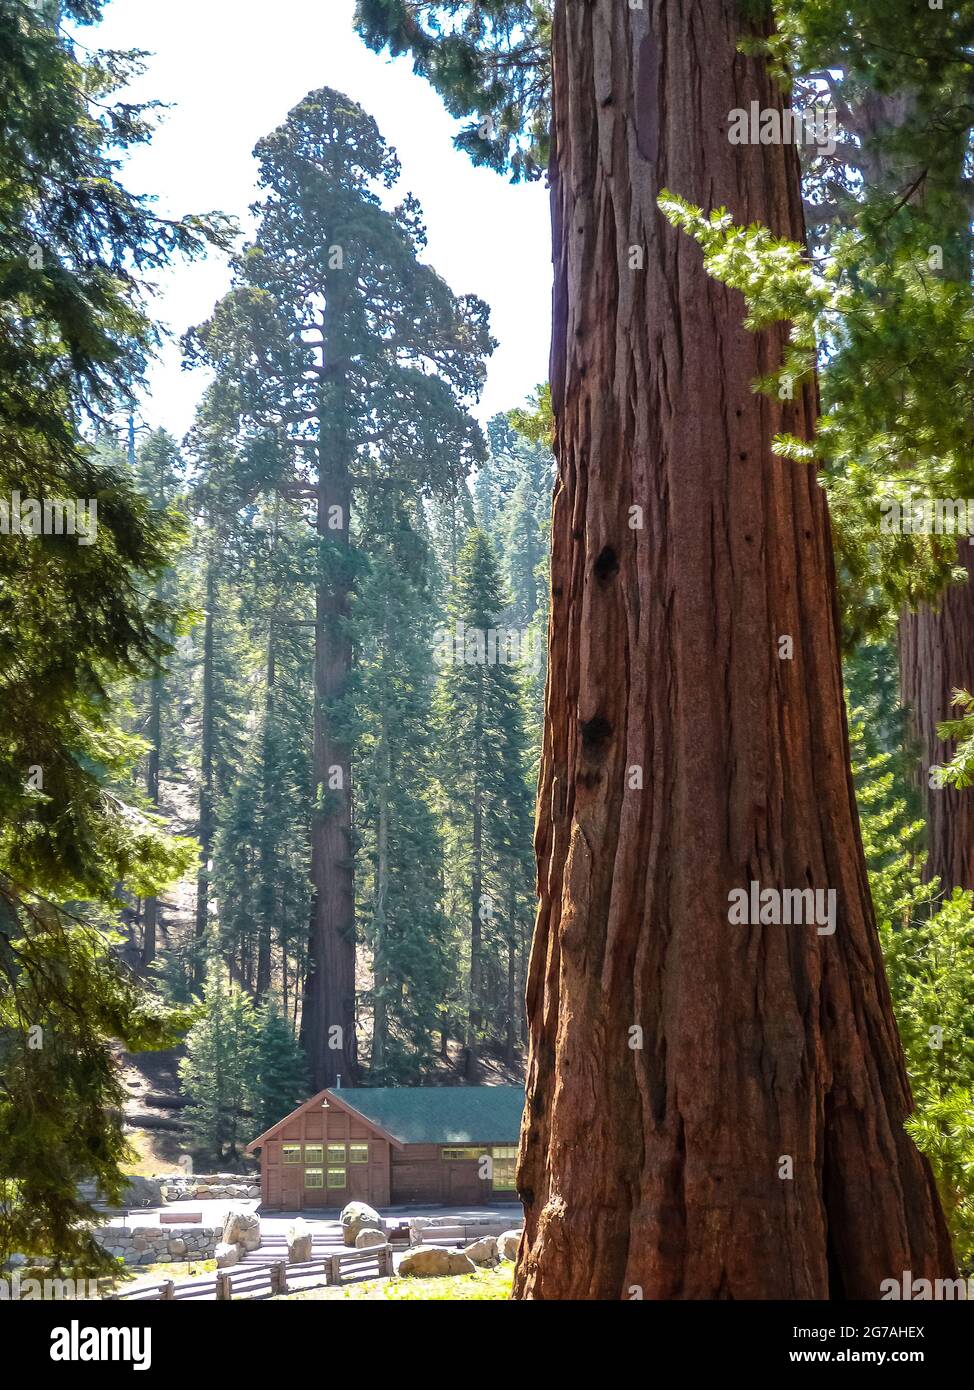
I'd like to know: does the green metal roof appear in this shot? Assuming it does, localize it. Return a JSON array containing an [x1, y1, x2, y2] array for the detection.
[[332, 1086, 524, 1146]]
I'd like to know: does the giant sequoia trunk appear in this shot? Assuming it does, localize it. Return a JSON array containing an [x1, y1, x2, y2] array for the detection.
[[514, 0, 954, 1300], [301, 456, 357, 1090], [899, 542, 974, 892]]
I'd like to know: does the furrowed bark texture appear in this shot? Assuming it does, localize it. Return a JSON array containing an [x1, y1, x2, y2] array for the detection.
[[302, 458, 357, 1091], [900, 542, 974, 893], [514, 0, 954, 1300]]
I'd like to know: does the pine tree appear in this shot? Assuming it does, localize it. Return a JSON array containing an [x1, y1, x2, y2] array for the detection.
[[0, 0, 224, 1272], [435, 529, 534, 1078], [185, 87, 493, 1088], [250, 999, 309, 1135], [354, 0, 552, 181], [354, 496, 453, 1082], [849, 706, 974, 1271], [179, 959, 256, 1161]]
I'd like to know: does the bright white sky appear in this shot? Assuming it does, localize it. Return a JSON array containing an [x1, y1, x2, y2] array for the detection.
[[88, 0, 552, 438]]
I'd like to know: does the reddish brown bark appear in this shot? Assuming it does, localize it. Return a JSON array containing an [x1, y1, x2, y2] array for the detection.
[[301, 449, 357, 1090], [513, 0, 954, 1300], [900, 543, 974, 892]]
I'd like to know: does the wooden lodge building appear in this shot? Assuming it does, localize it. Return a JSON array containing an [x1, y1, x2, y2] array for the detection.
[[246, 1086, 524, 1210]]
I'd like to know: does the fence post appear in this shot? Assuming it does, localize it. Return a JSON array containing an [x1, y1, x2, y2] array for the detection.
[[270, 1261, 288, 1296], [379, 1246, 393, 1277], [327, 1253, 341, 1286], [160, 1280, 175, 1301], [215, 1271, 232, 1301]]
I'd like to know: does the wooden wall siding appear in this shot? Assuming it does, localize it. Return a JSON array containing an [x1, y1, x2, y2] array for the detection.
[[259, 1099, 391, 1209]]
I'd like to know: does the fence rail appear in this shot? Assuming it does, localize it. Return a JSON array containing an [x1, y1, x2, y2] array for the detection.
[[109, 1244, 395, 1303]]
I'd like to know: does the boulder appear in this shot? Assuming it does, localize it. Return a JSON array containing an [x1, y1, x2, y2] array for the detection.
[[287, 1220, 313, 1263], [214, 1242, 240, 1268], [498, 1229, 522, 1262], [120, 1175, 165, 1209], [168, 1239, 186, 1258], [354, 1228, 386, 1250], [223, 1207, 261, 1252], [340, 1201, 384, 1247], [464, 1235, 499, 1267], [399, 1245, 477, 1278]]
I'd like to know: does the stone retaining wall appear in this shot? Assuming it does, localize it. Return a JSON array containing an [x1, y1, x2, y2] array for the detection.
[[93, 1224, 222, 1266], [162, 1173, 260, 1201]]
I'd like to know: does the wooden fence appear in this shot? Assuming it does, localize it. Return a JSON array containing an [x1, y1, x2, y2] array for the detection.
[[109, 1244, 395, 1303]]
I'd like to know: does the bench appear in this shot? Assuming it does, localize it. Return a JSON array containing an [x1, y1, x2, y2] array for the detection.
[[160, 1211, 202, 1225]]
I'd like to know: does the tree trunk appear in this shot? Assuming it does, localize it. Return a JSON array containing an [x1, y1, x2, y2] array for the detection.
[[899, 541, 974, 891], [370, 714, 390, 1077], [514, 0, 954, 1301], [255, 580, 279, 1002], [141, 668, 162, 970], [301, 456, 357, 1089], [505, 912, 516, 1069], [194, 552, 216, 988]]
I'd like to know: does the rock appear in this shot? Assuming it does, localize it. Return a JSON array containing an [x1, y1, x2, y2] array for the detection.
[[354, 1228, 386, 1249], [498, 1230, 521, 1262], [120, 1175, 165, 1209], [464, 1236, 499, 1267], [340, 1201, 384, 1247], [214, 1241, 241, 1268], [399, 1245, 477, 1278], [286, 1220, 313, 1263], [168, 1239, 186, 1258], [223, 1208, 261, 1252]]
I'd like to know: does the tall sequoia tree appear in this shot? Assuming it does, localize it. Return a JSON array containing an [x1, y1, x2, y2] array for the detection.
[[186, 88, 492, 1087], [514, 0, 954, 1301], [362, 0, 957, 1297]]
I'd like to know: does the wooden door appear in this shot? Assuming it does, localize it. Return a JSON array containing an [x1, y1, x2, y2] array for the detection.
[[281, 1164, 302, 1210]]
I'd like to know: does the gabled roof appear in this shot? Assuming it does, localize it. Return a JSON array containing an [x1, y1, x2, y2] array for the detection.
[[247, 1085, 525, 1151]]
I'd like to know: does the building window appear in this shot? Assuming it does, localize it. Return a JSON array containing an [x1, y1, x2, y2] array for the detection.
[[441, 1147, 481, 1161], [327, 1167, 347, 1189], [327, 1142, 346, 1163], [492, 1146, 517, 1190], [304, 1144, 323, 1165], [349, 1142, 369, 1164], [304, 1168, 324, 1188], [282, 1144, 302, 1164]]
